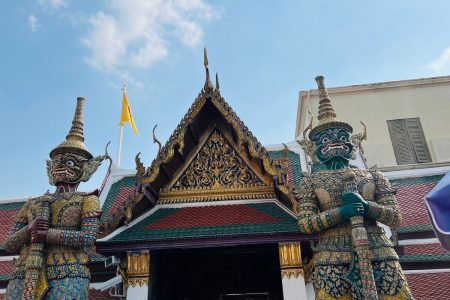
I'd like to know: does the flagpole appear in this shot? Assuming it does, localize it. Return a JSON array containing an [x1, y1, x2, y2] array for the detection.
[[117, 124, 123, 167], [117, 81, 126, 167]]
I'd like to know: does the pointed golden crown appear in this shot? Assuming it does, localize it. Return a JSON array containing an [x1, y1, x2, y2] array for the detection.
[[309, 76, 352, 139], [49, 97, 93, 159]]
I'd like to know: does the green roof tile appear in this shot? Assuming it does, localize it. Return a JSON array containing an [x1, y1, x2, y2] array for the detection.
[[391, 175, 444, 187], [268, 150, 302, 190], [397, 224, 433, 234], [399, 253, 450, 263], [0, 201, 25, 211], [101, 176, 136, 222]]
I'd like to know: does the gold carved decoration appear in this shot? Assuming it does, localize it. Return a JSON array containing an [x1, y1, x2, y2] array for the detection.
[[281, 268, 304, 279], [125, 251, 150, 288], [159, 130, 275, 203], [173, 130, 264, 189], [279, 242, 302, 267], [279, 242, 304, 279]]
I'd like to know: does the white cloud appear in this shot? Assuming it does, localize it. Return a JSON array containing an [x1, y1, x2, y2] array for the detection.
[[37, 0, 68, 10], [426, 47, 450, 75], [28, 14, 41, 32], [81, 0, 218, 73]]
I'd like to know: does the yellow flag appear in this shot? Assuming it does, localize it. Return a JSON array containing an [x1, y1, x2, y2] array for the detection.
[[119, 87, 139, 136]]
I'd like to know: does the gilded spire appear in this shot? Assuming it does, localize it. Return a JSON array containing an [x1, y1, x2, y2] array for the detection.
[[315, 75, 337, 124], [309, 76, 352, 139], [50, 97, 92, 159], [67, 97, 86, 143], [203, 47, 214, 92]]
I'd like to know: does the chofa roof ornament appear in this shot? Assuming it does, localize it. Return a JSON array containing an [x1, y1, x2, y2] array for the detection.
[[203, 47, 214, 93]]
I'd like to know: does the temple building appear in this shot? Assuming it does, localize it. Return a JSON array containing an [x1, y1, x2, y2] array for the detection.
[[0, 57, 449, 299]]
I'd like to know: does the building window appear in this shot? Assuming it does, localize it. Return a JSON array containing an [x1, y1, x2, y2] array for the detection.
[[387, 118, 432, 165]]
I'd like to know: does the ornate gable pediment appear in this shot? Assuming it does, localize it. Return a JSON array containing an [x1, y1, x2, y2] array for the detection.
[[159, 129, 275, 203]]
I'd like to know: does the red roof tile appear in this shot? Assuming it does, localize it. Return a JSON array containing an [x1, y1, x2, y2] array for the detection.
[[107, 186, 135, 219], [0, 209, 22, 246], [0, 261, 13, 278], [406, 272, 450, 300], [146, 204, 281, 230], [395, 182, 436, 226], [100, 176, 136, 223], [111, 202, 298, 241], [404, 243, 448, 255]]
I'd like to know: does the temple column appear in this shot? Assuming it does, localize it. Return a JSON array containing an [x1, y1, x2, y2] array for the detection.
[[124, 250, 150, 300], [278, 242, 309, 300]]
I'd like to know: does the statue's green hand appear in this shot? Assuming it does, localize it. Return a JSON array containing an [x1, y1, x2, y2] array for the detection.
[[339, 203, 365, 220], [342, 192, 369, 215]]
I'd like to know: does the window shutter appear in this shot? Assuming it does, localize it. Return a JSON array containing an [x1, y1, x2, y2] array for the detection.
[[387, 119, 416, 165], [405, 118, 432, 163]]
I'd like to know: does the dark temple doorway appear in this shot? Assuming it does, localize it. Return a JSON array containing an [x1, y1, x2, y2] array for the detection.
[[150, 244, 283, 300]]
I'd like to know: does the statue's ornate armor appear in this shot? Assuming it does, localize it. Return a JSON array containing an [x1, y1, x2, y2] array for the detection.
[[297, 169, 412, 299], [5, 193, 100, 299], [298, 169, 399, 265]]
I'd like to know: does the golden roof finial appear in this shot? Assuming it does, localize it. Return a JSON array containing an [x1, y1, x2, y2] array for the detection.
[[203, 47, 214, 92], [50, 97, 92, 159], [215, 72, 220, 91]]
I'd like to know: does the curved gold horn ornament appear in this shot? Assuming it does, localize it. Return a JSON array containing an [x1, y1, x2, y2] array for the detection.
[[103, 141, 113, 169], [152, 124, 162, 155], [298, 110, 318, 162], [80, 154, 107, 182], [135, 152, 146, 183], [302, 110, 314, 139], [350, 121, 368, 159]]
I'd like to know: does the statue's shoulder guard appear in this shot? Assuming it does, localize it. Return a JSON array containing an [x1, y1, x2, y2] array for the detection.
[[368, 169, 397, 195], [299, 171, 316, 186], [295, 171, 317, 199]]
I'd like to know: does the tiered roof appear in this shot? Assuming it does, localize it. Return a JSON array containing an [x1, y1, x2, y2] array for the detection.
[[98, 50, 297, 241]]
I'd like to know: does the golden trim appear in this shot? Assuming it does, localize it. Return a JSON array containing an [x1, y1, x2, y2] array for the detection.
[[159, 185, 276, 204], [126, 277, 149, 288], [124, 251, 150, 289], [281, 268, 304, 279], [279, 242, 302, 268], [141, 95, 207, 184], [127, 251, 150, 277]]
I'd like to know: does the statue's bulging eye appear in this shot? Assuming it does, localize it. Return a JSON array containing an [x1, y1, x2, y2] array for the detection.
[[321, 137, 329, 144], [340, 136, 347, 142], [66, 160, 75, 167]]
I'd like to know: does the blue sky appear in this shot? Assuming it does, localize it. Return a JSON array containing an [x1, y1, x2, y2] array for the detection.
[[1, 0, 450, 198]]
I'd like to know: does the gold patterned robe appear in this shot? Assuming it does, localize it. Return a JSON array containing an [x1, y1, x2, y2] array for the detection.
[[4, 192, 101, 299]]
